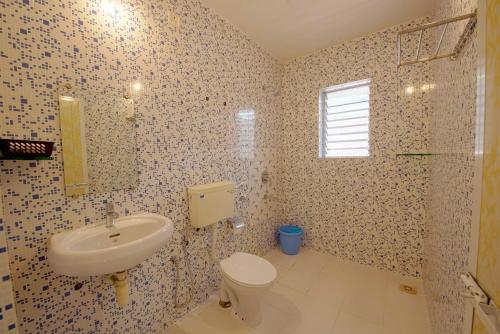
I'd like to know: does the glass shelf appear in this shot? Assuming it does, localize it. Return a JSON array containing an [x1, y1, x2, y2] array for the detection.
[[396, 153, 433, 156]]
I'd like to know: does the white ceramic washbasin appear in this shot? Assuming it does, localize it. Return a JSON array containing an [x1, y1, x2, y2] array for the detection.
[[48, 213, 174, 277]]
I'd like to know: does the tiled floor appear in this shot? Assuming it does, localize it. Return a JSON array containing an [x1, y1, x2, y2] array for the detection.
[[166, 248, 432, 334]]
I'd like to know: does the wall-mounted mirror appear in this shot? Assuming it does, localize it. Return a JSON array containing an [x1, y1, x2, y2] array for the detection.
[[58, 89, 139, 196]]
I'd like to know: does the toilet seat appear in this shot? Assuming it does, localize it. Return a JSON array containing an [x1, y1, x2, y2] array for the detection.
[[220, 252, 277, 288]]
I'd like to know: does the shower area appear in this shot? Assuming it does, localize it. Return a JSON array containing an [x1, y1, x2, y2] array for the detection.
[[278, 2, 482, 334], [398, 7, 480, 333]]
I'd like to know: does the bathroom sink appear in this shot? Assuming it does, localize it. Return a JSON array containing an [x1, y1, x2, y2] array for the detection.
[[48, 213, 174, 277]]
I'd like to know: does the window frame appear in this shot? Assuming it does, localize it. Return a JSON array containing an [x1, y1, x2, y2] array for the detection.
[[318, 79, 371, 158]]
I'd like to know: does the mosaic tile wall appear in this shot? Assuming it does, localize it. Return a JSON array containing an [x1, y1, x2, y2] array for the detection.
[[0, 0, 283, 333], [0, 182, 18, 333], [279, 19, 432, 277], [424, 0, 480, 333]]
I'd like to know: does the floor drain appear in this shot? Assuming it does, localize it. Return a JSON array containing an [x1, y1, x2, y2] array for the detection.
[[400, 284, 418, 295]]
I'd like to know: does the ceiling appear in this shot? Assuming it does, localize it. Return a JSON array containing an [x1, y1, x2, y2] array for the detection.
[[197, 0, 435, 62]]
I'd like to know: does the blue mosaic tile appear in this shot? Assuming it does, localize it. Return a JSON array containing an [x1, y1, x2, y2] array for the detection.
[[0, 0, 479, 334], [0, 0, 282, 332]]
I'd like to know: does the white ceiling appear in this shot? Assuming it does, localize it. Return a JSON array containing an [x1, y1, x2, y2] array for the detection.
[[197, 0, 435, 62]]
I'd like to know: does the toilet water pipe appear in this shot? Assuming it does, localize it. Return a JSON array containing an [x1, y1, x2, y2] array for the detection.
[[211, 223, 219, 263], [109, 271, 129, 307], [211, 223, 230, 306]]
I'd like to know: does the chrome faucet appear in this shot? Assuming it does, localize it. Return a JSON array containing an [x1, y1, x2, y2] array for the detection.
[[105, 202, 119, 228]]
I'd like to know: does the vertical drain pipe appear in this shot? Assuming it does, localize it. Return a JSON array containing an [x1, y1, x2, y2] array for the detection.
[[211, 222, 231, 307], [211, 223, 218, 262], [110, 271, 129, 307], [172, 235, 194, 308]]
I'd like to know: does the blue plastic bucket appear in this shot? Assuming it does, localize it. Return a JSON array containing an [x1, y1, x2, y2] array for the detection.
[[278, 225, 304, 255]]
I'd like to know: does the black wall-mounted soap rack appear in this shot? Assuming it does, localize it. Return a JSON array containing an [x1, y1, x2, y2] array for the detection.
[[0, 139, 54, 160]]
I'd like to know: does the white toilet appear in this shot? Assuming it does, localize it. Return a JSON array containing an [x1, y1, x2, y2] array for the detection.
[[219, 252, 277, 325], [187, 181, 277, 326]]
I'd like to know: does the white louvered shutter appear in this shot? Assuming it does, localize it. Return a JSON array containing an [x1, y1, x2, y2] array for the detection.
[[319, 79, 370, 158]]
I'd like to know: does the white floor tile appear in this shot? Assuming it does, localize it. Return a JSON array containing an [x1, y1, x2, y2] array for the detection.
[[164, 325, 188, 334], [382, 275, 431, 334], [332, 311, 383, 334], [263, 248, 297, 274], [249, 302, 290, 334], [169, 248, 432, 334], [308, 266, 356, 304], [176, 301, 254, 334], [263, 282, 341, 333], [278, 266, 317, 293], [341, 271, 387, 325], [262, 282, 304, 314], [289, 248, 330, 274]]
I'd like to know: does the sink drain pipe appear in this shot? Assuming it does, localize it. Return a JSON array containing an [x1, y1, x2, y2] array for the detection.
[[110, 271, 129, 307]]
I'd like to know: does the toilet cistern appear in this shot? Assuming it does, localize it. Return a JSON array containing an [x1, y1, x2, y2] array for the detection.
[[187, 181, 277, 325], [187, 181, 235, 228]]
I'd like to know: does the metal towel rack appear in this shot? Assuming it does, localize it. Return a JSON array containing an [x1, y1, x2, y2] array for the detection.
[[397, 10, 477, 67]]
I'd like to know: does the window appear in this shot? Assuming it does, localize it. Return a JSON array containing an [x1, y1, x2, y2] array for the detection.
[[319, 79, 371, 158]]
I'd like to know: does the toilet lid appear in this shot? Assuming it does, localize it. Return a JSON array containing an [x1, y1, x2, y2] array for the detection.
[[220, 252, 277, 287]]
